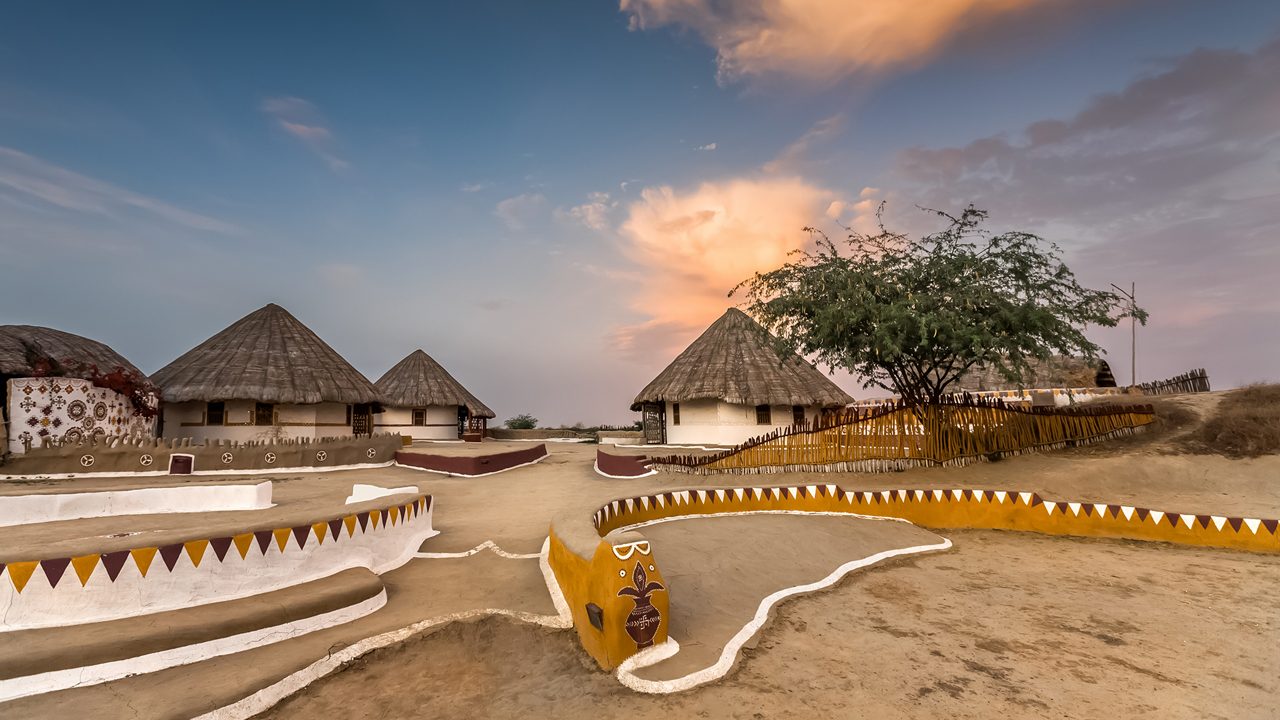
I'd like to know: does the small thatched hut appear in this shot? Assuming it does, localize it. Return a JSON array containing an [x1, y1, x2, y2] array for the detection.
[[373, 349, 495, 441], [955, 355, 1117, 392], [151, 304, 380, 442], [631, 308, 854, 446], [0, 325, 157, 455]]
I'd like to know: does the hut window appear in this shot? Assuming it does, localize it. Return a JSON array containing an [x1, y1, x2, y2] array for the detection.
[[205, 401, 225, 426], [672, 403, 680, 426], [254, 402, 274, 426], [412, 409, 426, 426], [792, 405, 805, 426], [755, 404, 772, 425]]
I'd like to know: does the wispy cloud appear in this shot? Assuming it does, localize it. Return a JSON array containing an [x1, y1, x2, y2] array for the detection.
[[494, 192, 547, 231], [695, 142, 717, 152], [0, 146, 242, 235], [556, 191, 617, 232], [260, 96, 348, 171], [460, 181, 493, 193], [762, 114, 844, 174], [621, 0, 1047, 84]]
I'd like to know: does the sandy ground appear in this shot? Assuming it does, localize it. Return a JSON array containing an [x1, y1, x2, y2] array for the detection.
[[258, 530, 1280, 720], [3, 396, 1279, 719]]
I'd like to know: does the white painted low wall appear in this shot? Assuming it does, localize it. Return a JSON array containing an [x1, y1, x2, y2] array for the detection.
[[0, 494, 435, 630], [0, 482, 273, 528]]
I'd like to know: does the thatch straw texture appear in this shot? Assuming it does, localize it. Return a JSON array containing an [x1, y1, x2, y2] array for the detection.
[[375, 349, 494, 418], [631, 308, 854, 410], [956, 355, 1116, 391], [151, 304, 380, 405], [0, 325, 143, 378]]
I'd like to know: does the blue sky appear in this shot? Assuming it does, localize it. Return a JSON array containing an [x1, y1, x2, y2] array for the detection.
[[3, 1, 1278, 424]]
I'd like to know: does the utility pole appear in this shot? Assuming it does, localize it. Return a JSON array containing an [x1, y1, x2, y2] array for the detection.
[[1111, 282, 1136, 387]]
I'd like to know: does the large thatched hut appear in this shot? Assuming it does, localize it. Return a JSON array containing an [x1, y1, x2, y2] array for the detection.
[[151, 304, 380, 442], [373, 349, 494, 441], [0, 325, 157, 455], [631, 308, 854, 446]]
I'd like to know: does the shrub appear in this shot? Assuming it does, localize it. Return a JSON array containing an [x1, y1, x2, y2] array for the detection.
[[504, 413, 538, 430], [1189, 384, 1280, 458]]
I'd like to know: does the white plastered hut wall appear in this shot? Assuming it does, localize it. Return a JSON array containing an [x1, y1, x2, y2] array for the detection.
[[161, 401, 355, 442], [374, 405, 459, 441], [663, 399, 821, 447]]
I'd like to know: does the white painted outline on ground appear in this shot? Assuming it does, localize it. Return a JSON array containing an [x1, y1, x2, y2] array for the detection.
[[0, 588, 388, 704], [609, 510, 953, 694], [194, 537, 571, 720], [416, 540, 541, 560], [393, 450, 549, 478]]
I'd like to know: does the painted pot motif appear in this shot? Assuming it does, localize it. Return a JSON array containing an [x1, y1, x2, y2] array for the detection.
[[618, 561, 665, 648]]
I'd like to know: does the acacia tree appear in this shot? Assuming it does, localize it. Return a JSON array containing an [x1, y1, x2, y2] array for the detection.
[[733, 204, 1146, 407]]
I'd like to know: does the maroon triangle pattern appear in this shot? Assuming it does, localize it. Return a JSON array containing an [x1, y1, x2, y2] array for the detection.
[[0, 494, 433, 595]]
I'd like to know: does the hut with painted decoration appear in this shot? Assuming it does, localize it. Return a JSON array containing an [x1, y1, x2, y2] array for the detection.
[[630, 308, 854, 446], [151, 303, 381, 442], [373, 349, 494, 441], [0, 325, 158, 457]]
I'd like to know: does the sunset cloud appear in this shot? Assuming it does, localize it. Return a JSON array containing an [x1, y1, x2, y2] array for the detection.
[[621, 0, 1039, 83], [615, 175, 844, 356], [556, 191, 617, 232], [494, 192, 547, 231], [260, 96, 348, 171]]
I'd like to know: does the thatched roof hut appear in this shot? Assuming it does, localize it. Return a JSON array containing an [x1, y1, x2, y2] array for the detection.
[[0, 325, 144, 380], [955, 355, 1117, 391], [375, 349, 494, 418], [151, 303, 379, 404], [632, 308, 854, 410]]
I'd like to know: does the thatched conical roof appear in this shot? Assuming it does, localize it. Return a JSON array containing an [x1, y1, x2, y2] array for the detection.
[[375, 349, 494, 418], [631, 308, 854, 410], [0, 325, 144, 379], [151, 304, 379, 405]]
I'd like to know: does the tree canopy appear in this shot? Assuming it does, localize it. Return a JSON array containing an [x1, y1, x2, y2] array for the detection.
[[504, 413, 538, 430], [733, 204, 1146, 406]]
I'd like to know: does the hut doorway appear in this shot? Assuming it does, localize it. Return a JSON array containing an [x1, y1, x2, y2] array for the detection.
[[641, 402, 666, 444], [351, 404, 373, 437]]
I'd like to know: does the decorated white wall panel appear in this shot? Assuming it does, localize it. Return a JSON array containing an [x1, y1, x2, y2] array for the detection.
[[6, 377, 154, 455]]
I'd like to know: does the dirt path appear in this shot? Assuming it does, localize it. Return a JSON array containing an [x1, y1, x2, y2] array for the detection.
[[261, 531, 1280, 720]]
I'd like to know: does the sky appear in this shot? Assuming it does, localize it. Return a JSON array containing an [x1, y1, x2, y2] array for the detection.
[[2, 1, 1278, 426]]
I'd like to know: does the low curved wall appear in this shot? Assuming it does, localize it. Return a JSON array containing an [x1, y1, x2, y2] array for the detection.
[[395, 444, 548, 477], [594, 449, 653, 479], [546, 527, 669, 671], [1, 433, 403, 478], [549, 480, 1279, 670], [0, 493, 433, 630], [591, 484, 1280, 554], [0, 482, 273, 528]]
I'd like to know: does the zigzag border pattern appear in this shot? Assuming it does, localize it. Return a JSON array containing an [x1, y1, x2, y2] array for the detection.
[[590, 486, 1279, 554]]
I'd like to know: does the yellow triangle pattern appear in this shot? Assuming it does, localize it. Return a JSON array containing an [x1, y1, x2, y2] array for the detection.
[[7, 561, 39, 593], [185, 539, 209, 568], [72, 554, 100, 586], [233, 533, 254, 560], [131, 547, 158, 577]]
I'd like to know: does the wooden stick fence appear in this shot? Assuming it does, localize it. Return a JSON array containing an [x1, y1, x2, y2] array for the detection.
[[1137, 368, 1209, 396], [650, 397, 1156, 476]]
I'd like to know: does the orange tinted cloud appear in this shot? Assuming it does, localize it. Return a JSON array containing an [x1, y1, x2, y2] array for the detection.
[[621, 0, 1037, 82], [615, 176, 845, 356]]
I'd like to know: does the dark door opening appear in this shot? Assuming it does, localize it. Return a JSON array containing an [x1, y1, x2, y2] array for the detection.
[[169, 454, 193, 474], [351, 403, 373, 437]]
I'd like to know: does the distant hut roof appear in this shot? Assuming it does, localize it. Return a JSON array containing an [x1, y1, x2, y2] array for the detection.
[[151, 304, 380, 405], [955, 355, 1116, 391], [631, 308, 854, 410], [374, 349, 495, 418], [0, 325, 144, 380]]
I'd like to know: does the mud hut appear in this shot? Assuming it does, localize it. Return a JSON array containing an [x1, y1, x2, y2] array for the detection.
[[0, 325, 157, 455], [151, 304, 380, 442], [631, 308, 854, 446], [373, 349, 494, 441]]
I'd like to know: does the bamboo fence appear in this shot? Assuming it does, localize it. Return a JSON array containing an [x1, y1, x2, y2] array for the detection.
[[650, 397, 1155, 475]]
